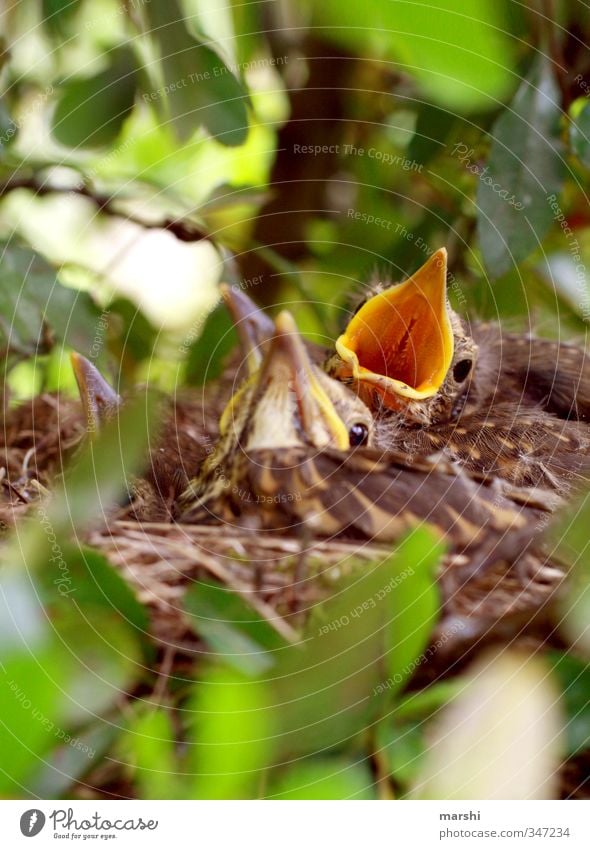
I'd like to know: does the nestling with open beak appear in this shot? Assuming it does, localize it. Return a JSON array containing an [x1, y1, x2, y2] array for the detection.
[[326, 248, 590, 492], [326, 248, 478, 426]]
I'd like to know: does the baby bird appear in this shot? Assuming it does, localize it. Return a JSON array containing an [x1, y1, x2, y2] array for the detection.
[[326, 248, 590, 493]]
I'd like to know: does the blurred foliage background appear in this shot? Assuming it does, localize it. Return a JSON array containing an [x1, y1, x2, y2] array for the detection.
[[1, 0, 590, 801]]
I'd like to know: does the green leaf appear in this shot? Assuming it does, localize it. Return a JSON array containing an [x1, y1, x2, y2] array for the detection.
[[271, 550, 430, 759], [184, 580, 286, 676], [0, 649, 67, 794], [0, 242, 99, 357], [123, 705, 182, 800], [392, 679, 465, 723], [30, 721, 117, 798], [0, 583, 141, 795], [52, 47, 137, 148], [108, 297, 157, 366], [312, 0, 517, 114], [54, 605, 143, 727], [50, 390, 160, 531], [144, 0, 249, 145], [185, 665, 272, 799], [56, 546, 149, 641], [0, 98, 16, 153], [184, 301, 237, 386], [549, 651, 590, 756], [0, 569, 48, 652], [383, 528, 443, 695], [477, 57, 565, 278], [407, 103, 458, 167], [267, 758, 375, 799], [376, 719, 426, 789], [42, 0, 83, 35], [548, 488, 590, 657], [570, 101, 590, 169]]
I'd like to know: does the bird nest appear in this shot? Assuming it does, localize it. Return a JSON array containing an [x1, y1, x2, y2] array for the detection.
[[1, 391, 565, 672]]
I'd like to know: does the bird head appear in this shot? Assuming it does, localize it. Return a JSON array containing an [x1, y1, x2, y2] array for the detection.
[[179, 308, 375, 516], [219, 309, 374, 454], [327, 248, 478, 424]]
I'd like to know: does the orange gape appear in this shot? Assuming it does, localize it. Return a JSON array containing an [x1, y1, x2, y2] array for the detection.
[[335, 248, 454, 405]]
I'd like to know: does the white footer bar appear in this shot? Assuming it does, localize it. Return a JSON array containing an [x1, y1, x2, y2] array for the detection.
[[1, 800, 588, 848]]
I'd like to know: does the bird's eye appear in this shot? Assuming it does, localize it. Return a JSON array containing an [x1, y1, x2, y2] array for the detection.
[[453, 358, 473, 383], [349, 422, 369, 446]]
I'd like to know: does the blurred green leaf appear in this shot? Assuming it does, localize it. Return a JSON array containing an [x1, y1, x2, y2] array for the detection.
[[185, 301, 237, 386], [53, 605, 143, 726], [145, 0, 249, 145], [549, 651, 590, 756], [477, 57, 565, 278], [0, 242, 99, 357], [392, 679, 465, 722], [56, 546, 149, 641], [0, 98, 16, 152], [534, 251, 590, 324], [375, 678, 464, 792], [184, 580, 286, 676], [376, 719, 426, 789], [267, 758, 375, 799], [42, 0, 83, 35], [549, 489, 590, 656], [30, 721, 117, 798], [108, 298, 158, 368], [52, 47, 138, 148], [0, 564, 140, 794], [185, 665, 272, 799], [0, 649, 66, 795], [407, 104, 460, 167], [313, 0, 517, 113], [123, 705, 182, 800], [270, 539, 440, 760], [0, 570, 47, 651], [384, 528, 443, 694], [51, 390, 160, 531], [570, 101, 590, 168]]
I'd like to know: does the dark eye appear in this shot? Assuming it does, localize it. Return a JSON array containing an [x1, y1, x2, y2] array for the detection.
[[453, 359, 473, 383], [349, 423, 369, 446]]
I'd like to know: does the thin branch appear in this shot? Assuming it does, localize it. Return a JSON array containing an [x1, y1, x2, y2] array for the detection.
[[0, 175, 209, 243]]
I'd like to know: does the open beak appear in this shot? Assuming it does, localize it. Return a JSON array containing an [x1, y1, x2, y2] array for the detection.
[[70, 352, 121, 431], [229, 310, 351, 451], [219, 283, 275, 374], [333, 248, 454, 409]]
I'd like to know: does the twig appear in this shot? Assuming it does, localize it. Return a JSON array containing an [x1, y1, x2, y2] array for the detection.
[[0, 175, 209, 243]]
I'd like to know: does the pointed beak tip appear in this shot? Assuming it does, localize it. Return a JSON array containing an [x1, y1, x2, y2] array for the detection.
[[70, 351, 89, 382], [274, 310, 298, 335], [430, 247, 448, 276]]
